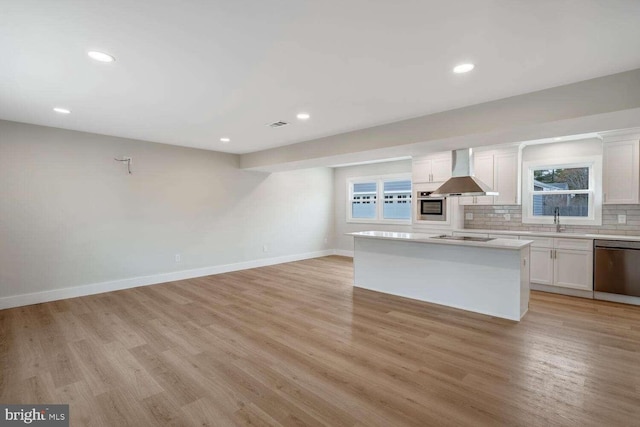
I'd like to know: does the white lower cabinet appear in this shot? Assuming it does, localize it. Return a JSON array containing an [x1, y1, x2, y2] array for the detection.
[[530, 246, 554, 285], [553, 249, 593, 290], [522, 236, 593, 293]]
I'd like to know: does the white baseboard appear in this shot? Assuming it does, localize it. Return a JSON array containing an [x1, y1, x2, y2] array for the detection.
[[334, 249, 354, 258], [530, 283, 594, 299], [0, 249, 335, 310]]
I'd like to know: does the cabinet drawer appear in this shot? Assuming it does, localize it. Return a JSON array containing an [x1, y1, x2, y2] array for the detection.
[[554, 238, 593, 251], [523, 237, 553, 248]]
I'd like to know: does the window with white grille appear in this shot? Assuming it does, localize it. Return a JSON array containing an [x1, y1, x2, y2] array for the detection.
[[348, 175, 412, 223], [522, 156, 602, 226]]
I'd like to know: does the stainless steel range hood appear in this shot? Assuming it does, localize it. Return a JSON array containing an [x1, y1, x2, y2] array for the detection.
[[430, 149, 499, 197]]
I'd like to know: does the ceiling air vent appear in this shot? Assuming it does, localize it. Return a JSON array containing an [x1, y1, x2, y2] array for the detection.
[[268, 121, 289, 128]]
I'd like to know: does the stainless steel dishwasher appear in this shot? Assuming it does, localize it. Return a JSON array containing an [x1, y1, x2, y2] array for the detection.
[[594, 239, 640, 305]]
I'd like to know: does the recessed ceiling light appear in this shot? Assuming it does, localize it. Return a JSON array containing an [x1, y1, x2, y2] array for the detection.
[[53, 107, 71, 114], [220, 137, 230, 143], [87, 51, 116, 63], [296, 113, 310, 120], [453, 63, 475, 74]]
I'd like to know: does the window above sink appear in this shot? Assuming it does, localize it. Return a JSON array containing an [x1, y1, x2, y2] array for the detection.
[[522, 156, 602, 226]]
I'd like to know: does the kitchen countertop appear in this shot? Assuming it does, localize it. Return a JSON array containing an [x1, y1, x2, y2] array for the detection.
[[453, 228, 640, 241], [347, 231, 532, 250]]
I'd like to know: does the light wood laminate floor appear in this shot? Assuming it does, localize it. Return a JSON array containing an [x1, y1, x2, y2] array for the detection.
[[1, 256, 640, 426]]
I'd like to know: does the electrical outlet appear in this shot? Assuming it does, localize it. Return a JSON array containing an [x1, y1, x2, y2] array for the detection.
[[465, 212, 473, 221], [618, 214, 627, 224], [504, 213, 511, 221], [263, 245, 268, 252], [175, 254, 181, 263]]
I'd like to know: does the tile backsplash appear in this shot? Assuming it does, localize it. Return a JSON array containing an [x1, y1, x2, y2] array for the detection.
[[464, 204, 640, 236]]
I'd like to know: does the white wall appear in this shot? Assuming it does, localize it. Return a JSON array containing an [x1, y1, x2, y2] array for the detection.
[[522, 138, 603, 161], [333, 159, 412, 253], [0, 120, 334, 306]]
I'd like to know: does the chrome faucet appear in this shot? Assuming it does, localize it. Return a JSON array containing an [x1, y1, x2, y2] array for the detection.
[[553, 207, 564, 232]]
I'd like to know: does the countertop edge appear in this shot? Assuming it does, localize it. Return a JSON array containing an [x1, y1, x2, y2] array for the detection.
[[347, 231, 532, 250]]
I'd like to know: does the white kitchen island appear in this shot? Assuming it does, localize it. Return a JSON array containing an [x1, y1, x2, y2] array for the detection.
[[349, 231, 532, 321]]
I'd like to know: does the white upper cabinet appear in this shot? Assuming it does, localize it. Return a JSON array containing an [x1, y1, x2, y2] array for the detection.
[[460, 152, 494, 205], [459, 148, 519, 206], [412, 152, 452, 183], [602, 133, 639, 204], [494, 151, 519, 205], [474, 153, 495, 205], [430, 156, 453, 183]]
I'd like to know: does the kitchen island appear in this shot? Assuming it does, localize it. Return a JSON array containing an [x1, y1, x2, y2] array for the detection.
[[348, 231, 532, 321]]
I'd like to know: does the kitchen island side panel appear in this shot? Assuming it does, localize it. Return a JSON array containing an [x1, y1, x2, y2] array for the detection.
[[520, 245, 530, 317], [353, 237, 526, 321]]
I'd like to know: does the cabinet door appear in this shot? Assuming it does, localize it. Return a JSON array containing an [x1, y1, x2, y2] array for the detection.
[[530, 247, 554, 285], [603, 140, 639, 204], [430, 156, 452, 183], [412, 159, 433, 183], [553, 249, 593, 290], [474, 154, 494, 205], [494, 151, 519, 205]]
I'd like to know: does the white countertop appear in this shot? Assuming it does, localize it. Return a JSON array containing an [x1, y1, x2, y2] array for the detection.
[[347, 231, 532, 250], [453, 228, 640, 241]]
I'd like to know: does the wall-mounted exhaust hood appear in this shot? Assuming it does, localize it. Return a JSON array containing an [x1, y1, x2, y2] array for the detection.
[[430, 149, 499, 197]]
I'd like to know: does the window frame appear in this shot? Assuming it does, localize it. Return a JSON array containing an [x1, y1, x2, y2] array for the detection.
[[522, 156, 602, 226], [346, 173, 413, 224]]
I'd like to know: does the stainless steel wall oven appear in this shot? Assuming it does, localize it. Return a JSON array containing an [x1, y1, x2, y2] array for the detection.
[[416, 191, 447, 221]]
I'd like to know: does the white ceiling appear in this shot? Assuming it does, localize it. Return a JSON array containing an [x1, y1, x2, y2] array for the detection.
[[2, 0, 640, 154]]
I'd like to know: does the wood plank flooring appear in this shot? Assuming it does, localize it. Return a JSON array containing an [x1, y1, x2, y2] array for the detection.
[[1, 255, 640, 426]]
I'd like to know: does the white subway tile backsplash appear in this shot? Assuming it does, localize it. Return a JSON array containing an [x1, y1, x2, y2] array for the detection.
[[464, 204, 640, 236]]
